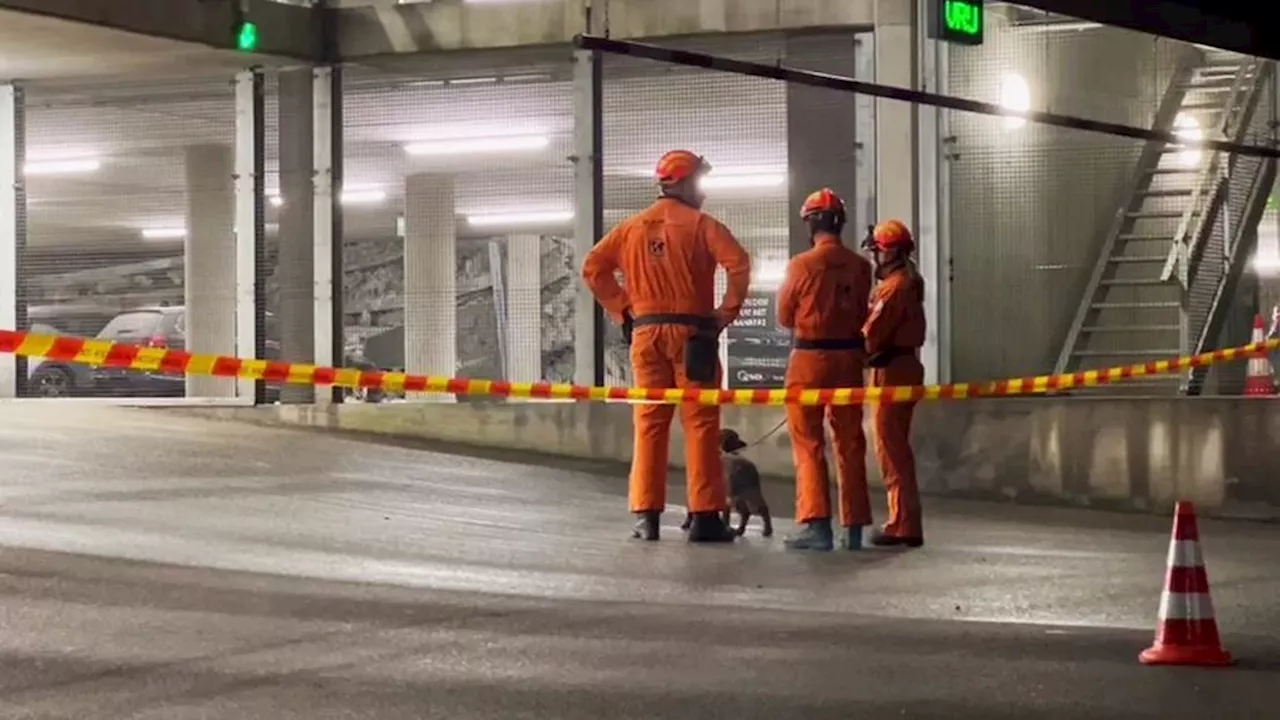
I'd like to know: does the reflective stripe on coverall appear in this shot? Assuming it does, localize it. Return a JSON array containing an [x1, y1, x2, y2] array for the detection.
[[862, 264, 926, 539], [776, 232, 873, 528], [582, 197, 751, 514]]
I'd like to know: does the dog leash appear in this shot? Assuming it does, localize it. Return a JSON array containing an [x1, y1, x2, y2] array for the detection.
[[745, 417, 788, 448]]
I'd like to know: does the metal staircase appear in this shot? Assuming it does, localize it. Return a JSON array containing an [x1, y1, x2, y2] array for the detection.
[[1055, 51, 1275, 394]]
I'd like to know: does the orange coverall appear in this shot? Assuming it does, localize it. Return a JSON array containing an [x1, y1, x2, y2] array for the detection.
[[776, 232, 873, 528], [582, 197, 751, 515], [862, 264, 926, 539]]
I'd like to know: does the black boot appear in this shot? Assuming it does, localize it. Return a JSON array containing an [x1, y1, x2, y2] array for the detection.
[[869, 529, 923, 548], [687, 512, 737, 543], [632, 511, 660, 541]]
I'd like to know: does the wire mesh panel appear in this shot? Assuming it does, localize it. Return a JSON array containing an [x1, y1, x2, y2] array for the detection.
[[599, 33, 870, 389], [20, 77, 237, 400], [946, 8, 1275, 395], [341, 51, 575, 395]]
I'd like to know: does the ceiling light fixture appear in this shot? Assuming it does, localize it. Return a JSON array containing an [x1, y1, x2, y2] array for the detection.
[[266, 189, 387, 206], [141, 228, 186, 240], [404, 134, 549, 156], [24, 158, 102, 176], [700, 173, 787, 190], [341, 189, 388, 205], [467, 210, 573, 227]]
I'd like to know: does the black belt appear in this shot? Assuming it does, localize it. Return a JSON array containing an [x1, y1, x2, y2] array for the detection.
[[793, 337, 864, 351], [867, 346, 916, 368], [631, 314, 718, 332]]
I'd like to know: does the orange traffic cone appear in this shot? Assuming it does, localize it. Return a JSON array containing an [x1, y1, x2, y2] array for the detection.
[[1140, 501, 1232, 666], [1243, 314, 1276, 396]]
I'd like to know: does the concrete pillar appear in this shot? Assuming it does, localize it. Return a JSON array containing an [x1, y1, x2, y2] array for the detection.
[[786, 35, 859, 257], [876, 0, 950, 385], [277, 68, 315, 404], [185, 144, 237, 398], [506, 234, 543, 383], [403, 173, 456, 399]]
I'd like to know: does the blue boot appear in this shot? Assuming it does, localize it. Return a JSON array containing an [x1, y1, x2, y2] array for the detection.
[[783, 519, 834, 551], [841, 525, 865, 550]]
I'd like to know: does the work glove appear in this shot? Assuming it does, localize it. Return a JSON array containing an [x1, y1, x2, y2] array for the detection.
[[622, 310, 634, 347]]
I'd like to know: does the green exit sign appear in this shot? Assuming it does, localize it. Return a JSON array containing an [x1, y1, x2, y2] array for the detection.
[[235, 20, 259, 53], [928, 0, 984, 46]]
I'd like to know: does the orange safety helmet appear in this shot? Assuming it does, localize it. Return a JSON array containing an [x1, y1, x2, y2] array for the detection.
[[870, 219, 914, 252], [655, 150, 711, 186], [799, 188, 846, 220]]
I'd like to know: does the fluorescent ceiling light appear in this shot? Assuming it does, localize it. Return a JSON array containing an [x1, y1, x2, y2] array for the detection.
[[342, 189, 387, 205], [467, 210, 573, 227], [700, 173, 786, 190], [1253, 253, 1280, 276], [24, 158, 101, 176], [141, 228, 186, 240], [404, 135, 549, 156], [267, 189, 387, 206]]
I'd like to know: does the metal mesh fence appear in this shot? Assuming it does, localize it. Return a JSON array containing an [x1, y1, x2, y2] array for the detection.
[[599, 33, 873, 389], [947, 11, 1275, 395], [340, 51, 575, 399], [7, 14, 1275, 403], [19, 76, 237, 400]]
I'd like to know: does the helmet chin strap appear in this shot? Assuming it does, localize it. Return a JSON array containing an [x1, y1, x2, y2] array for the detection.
[[874, 250, 908, 278]]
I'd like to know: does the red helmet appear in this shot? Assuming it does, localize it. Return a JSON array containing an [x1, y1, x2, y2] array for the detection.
[[871, 219, 914, 252], [655, 150, 710, 186], [800, 188, 846, 220]]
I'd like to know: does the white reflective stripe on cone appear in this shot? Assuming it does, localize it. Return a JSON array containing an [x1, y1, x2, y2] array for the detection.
[[1166, 539, 1204, 569], [1157, 591, 1217, 621]]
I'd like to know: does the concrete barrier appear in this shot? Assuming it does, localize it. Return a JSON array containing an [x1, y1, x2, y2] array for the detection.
[[175, 397, 1280, 521]]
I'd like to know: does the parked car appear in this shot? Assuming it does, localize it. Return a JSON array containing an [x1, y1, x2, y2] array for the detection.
[[28, 305, 381, 402]]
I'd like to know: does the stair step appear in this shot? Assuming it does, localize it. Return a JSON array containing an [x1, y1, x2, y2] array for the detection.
[[1118, 234, 1172, 241], [1081, 325, 1181, 333], [1139, 188, 1195, 198], [1099, 278, 1168, 287], [1091, 301, 1180, 310], [1182, 79, 1238, 90], [1108, 255, 1168, 264], [1073, 349, 1183, 357], [1147, 168, 1198, 175], [1180, 101, 1225, 111], [1127, 210, 1184, 218]]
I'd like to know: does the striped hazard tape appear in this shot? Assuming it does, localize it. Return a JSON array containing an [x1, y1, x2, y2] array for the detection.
[[1, 329, 1276, 406]]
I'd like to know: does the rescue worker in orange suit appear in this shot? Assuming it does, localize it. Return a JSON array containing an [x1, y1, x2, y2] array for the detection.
[[862, 219, 926, 548], [582, 150, 751, 543], [777, 189, 873, 552]]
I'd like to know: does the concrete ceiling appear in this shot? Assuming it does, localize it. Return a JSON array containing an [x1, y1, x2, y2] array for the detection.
[[19, 61, 799, 260], [0, 9, 289, 82]]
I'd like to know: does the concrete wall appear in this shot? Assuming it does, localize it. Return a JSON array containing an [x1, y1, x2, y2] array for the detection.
[[179, 397, 1280, 521], [946, 17, 1195, 381]]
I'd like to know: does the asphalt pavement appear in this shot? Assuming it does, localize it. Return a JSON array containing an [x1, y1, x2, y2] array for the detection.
[[0, 404, 1278, 719]]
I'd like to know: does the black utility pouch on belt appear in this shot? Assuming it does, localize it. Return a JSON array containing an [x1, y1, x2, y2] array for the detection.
[[685, 332, 719, 384], [867, 347, 907, 369]]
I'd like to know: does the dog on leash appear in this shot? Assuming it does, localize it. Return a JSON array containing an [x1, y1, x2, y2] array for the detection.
[[681, 429, 773, 537]]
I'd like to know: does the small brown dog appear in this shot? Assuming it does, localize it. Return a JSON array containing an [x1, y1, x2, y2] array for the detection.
[[681, 429, 773, 537]]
